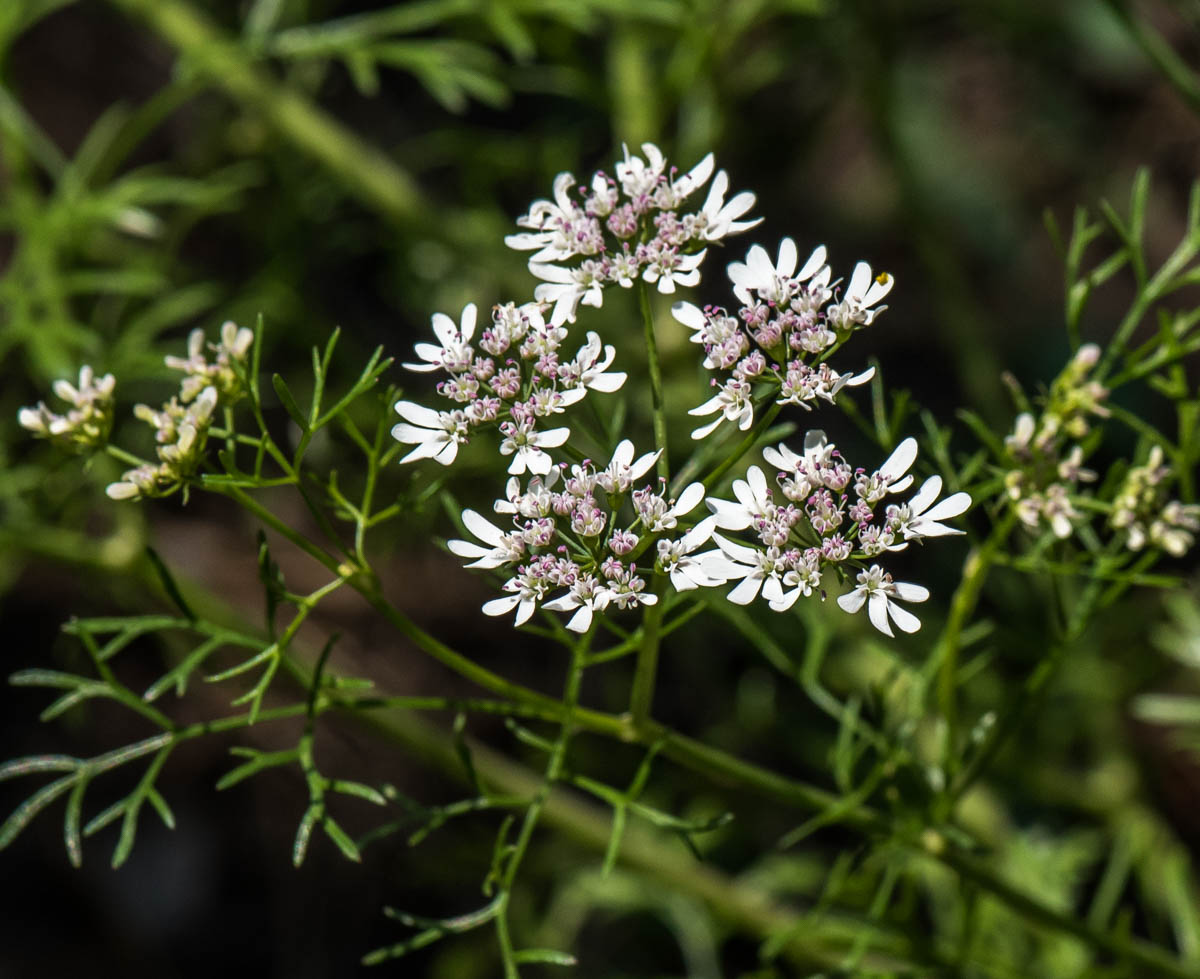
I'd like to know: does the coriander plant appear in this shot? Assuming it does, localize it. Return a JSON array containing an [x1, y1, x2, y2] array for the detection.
[[6, 139, 1200, 979]]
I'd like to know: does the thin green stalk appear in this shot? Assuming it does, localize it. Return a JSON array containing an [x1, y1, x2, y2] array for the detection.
[[495, 629, 591, 976], [930, 512, 1014, 788], [627, 574, 665, 727], [105, 0, 423, 225], [702, 402, 783, 489], [637, 280, 670, 482]]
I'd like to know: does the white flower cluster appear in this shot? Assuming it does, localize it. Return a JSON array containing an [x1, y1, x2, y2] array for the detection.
[[394, 143, 760, 474], [388, 142, 753, 475], [1004, 344, 1108, 539], [1110, 447, 1199, 557], [695, 432, 970, 636], [509, 142, 760, 325], [673, 238, 888, 438], [108, 322, 253, 501], [448, 440, 708, 631], [393, 304, 624, 473], [19, 366, 116, 453], [448, 430, 971, 638]]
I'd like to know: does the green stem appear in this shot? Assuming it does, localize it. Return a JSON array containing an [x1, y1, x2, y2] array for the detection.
[[702, 401, 783, 489], [495, 629, 591, 976], [104, 444, 150, 468], [105, 0, 423, 225], [628, 574, 665, 727], [930, 512, 1013, 788], [637, 280, 670, 482]]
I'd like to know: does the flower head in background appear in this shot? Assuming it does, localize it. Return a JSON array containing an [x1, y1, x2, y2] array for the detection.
[[19, 365, 115, 453]]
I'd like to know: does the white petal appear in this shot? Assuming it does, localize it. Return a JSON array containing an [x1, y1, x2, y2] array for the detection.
[[671, 301, 707, 332], [888, 602, 921, 634], [706, 498, 751, 530], [797, 245, 827, 281], [534, 427, 571, 448], [482, 595, 521, 617], [394, 400, 442, 427], [777, 238, 798, 278], [837, 590, 866, 614], [672, 482, 705, 517], [847, 262, 871, 301], [867, 593, 894, 637], [459, 303, 478, 341], [923, 492, 972, 522], [880, 438, 918, 483], [513, 598, 537, 626], [463, 508, 506, 546], [565, 605, 593, 633], [587, 372, 627, 393], [447, 539, 490, 560], [892, 582, 930, 603], [726, 574, 763, 605], [908, 476, 943, 517]]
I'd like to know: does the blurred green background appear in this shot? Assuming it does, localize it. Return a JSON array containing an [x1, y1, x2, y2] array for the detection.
[[2, 1, 1200, 976]]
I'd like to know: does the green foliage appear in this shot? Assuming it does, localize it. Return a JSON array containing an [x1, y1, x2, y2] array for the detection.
[[3, 1, 1200, 977]]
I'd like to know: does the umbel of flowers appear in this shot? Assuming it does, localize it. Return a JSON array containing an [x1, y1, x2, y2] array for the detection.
[[1003, 343, 1109, 538], [20, 322, 254, 501], [392, 142, 760, 473], [1000, 343, 1198, 555], [448, 431, 971, 637], [18, 366, 116, 453], [393, 142, 973, 637]]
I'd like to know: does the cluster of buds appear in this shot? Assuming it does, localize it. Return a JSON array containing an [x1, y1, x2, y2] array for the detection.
[[107, 323, 253, 501], [447, 440, 708, 631], [690, 432, 970, 636], [508, 142, 761, 326], [392, 302, 626, 474], [19, 366, 116, 453], [673, 238, 887, 439], [1003, 344, 1108, 539], [165, 321, 254, 403], [1110, 447, 1199, 557]]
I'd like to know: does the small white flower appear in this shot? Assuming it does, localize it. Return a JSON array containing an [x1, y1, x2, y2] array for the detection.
[[499, 419, 570, 475], [447, 509, 526, 569], [855, 438, 918, 503], [482, 576, 544, 627], [836, 565, 928, 637], [530, 261, 605, 326], [392, 401, 469, 465], [543, 575, 612, 633], [505, 172, 582, 261], [688, 378, 754, 439], [657, 517, 722, 591], [566, 331, 627, 394], [642, 248, 706, 294], [892, 476, 972, 540], [403, 303, 478, 374], [596, 439, 660, 493], [1005, 412, 1036, 458], [728, 239, 826, 306], [827, 262, 893, 329], [616, 142, 668, 198], [694, 170, 761, 241], [634, 481, 706, 533], [702, 533, 786, 606], [706, 465, 772, 531], [1042, 483, 1078, 539]]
